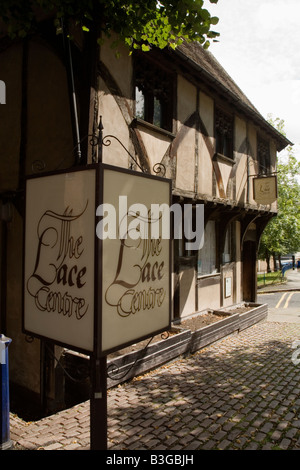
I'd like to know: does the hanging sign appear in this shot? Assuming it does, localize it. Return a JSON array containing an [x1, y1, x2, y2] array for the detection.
[[253, 175, 277, 205], [23, 167, 97, 353], [97, 165, 172, 356], [23, 164, 172, 356]]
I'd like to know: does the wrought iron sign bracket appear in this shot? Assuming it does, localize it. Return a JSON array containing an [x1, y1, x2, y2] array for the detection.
[[248, 171, 278, 178], [91, 116, 166, 177]]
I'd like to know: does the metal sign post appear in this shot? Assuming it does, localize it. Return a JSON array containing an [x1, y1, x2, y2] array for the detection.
[[90, 355, 107, 450]]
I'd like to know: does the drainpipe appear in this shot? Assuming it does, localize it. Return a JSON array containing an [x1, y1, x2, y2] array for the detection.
[[61, 18, 82, 166]]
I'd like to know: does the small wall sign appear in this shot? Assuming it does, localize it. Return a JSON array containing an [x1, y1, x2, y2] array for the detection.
[[225, 277, 232, 298]]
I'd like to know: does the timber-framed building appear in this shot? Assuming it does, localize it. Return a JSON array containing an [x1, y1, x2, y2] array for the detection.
[[0, 18, 290, 410]]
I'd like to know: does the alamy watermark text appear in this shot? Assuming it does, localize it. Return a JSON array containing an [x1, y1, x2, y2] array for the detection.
[[96, 197, 204, 250]]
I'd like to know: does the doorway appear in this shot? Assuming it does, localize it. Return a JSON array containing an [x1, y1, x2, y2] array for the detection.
[[242, 240, 257, 302]]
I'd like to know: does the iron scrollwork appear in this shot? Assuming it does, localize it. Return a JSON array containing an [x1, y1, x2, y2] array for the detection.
[[153, 163, 166, 177], [102, 134, 145, 173], [92, 116, 166, 177], [31, 159, 46, 174]]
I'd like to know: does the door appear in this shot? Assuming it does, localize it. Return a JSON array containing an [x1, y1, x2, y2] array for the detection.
[[242, 240, 257, 302]]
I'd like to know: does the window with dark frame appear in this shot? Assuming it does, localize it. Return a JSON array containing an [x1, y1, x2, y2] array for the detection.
[[222, 222, 234, 264], [197, 220, 218, 276], [135, 55, 173, 132], [177, 203, 198, 258], [257, 136, 270, 175], [215, 106, 234, 159]]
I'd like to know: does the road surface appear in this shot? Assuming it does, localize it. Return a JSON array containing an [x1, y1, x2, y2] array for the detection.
[[258, 291, 300, 323]]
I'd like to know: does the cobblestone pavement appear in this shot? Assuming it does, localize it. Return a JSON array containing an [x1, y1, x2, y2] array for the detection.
[[10, 319, 300, 451]]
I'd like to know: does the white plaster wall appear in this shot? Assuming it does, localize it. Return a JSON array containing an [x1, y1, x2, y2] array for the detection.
[[136, 126, 172, 171], [235, 156, 248, 204], [179, 267, 196, 317], [218, 160, 234, 197], [177, 75, 197, 125], [100, 33, 133, 99], [197, 278, 221, 311], [198, 92, 214, 196], [98, 79, 132, 168], [248, 124, 259, 205], [235, 116, 247, 152], [175, 126, 195, 192], [235, 116, 249, 204], [175, 76, 197, 192]]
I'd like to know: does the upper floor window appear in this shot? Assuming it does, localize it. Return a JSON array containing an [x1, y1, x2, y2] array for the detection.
[[257, 136, 270, 174], [135, 56, 173, 132], [215, 106, 233, 159]]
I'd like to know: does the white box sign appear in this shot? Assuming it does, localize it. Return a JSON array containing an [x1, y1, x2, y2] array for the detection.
[[98, 165, 171, 355], [24, 168, 97, 353], [23, 164, 172, 356]]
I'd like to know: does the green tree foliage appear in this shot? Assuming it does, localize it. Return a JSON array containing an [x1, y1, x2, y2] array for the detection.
[[0, 0, 219, 51], [259, 116, 300, 267]]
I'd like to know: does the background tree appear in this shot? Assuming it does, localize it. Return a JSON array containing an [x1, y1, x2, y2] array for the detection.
[[259, 116, 300, 270], [0, 0, 220, 51]]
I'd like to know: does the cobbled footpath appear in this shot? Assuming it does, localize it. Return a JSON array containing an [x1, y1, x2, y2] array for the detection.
[[10, 320, 300, 450]]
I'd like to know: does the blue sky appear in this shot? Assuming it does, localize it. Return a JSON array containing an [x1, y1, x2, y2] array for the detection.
[[206, 0, 300, 156]]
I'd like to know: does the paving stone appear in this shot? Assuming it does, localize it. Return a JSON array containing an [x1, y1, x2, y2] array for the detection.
[[10, 321, 300, 452], [260, 422, 274, 433], [63, 443, 81, 450], [271, 430, 282, 441], [279, 438, 292, 450], [244, 442, 259, 450], [217, 439, 231, 450], [285, 427, 299, 439], [185, 440, 202, 450], [261, 442, 274, 450], [43, 442, 64, 450]]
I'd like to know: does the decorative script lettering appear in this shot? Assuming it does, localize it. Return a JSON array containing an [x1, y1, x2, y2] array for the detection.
[[26, 203, 89, 320], [105, 211, 166, 317]]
